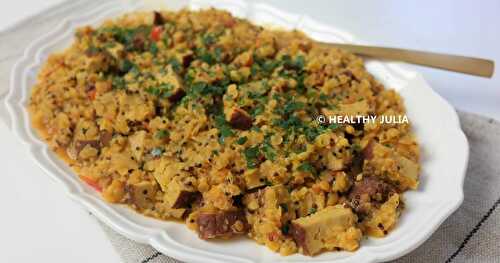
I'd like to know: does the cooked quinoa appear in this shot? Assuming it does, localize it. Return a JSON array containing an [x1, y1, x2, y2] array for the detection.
[[29, 9, 420, 256]]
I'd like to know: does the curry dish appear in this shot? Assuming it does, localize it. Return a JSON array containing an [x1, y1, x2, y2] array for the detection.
[[29, 9, 420, 256]]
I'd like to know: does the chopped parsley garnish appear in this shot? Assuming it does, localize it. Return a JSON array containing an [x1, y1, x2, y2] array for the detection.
[[119, 59, 134, 73], [155, 129, 169, 139], [262, 144, 276, 161], [243, 146, 260, 169], [250, 105, 265, 117], [196, 48, 215, 65], [214, 114, 234, 144], [236, 136, 248, 145], [112, 76, 126, 89], [283, 101, 305, 115], [327, 123, 340, 130], [282, 54, 306, 70], [85, 45, 100, 55], [202, 33, 217, 46], [146, 84, 173, 98], [168, 57, 182, 72], [262, 133, 276, 161], [149, 42, 159, 55], [99, 25, 152, 52], [214, 47, 223, 63], [281, 223, 290, 235], [298, 162, 317, 176]]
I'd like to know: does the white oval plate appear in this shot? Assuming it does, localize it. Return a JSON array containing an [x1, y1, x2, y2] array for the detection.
[[4, 0, 469, 262]]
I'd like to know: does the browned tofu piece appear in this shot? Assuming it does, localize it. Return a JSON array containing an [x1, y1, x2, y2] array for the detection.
[[165, 66, 186, 103], [227, 107, 252, 130], [174, 50, 194, 67], [152, 11, 164, 25], [362, 194, 401, 237], [168, 88, 186, 103], [363, 142, 420, 190], [348, 176, 395, 216], [196, 210, 249, 239], [74, 140, 100, 155], [232, 51, 253, 67], [126, 181, 158, 210], [72, 130, 113, 159], [290, 206, 362, 255], [173, 191, 201, 209], [164, 177, 200, 209]]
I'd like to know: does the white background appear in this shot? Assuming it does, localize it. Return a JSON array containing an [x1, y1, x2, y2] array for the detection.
[[0, 0, 498, 262]]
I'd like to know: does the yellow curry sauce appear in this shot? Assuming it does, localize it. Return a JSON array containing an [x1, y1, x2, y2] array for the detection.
[[29, 9, 419, 256]]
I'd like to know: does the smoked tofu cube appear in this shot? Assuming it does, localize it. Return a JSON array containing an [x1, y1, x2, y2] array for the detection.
[[290, 206, 362, 255], [156, 65, 186, 102], [128, 130, 147, 162], [364, 142, 420, 190], [362, 194, 401, 237], [395, 155, 419, 184], [226, 107, 252, 130], [196, 210, 249, 239], [126, 181, 158, 210], [164, 177, 200, 209]]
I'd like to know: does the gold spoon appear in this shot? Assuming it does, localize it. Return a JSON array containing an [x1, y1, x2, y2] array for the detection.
[[317, 42, 495, 78]]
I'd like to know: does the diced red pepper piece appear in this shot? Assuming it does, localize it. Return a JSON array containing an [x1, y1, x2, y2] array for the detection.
[[81, 176, 102, 192], [87, 89, 97, 100], [151, 26, 163, 42]]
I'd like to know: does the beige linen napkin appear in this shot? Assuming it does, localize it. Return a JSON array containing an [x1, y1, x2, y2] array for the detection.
[[1, 1, 499, 262]]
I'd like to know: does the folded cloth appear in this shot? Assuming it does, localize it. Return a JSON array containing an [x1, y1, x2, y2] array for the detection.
[[1, 2, 499, 262], [97, 111, 500, 263]]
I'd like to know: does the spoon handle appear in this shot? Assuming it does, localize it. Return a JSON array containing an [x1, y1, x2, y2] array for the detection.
[[319, 42, 494, 78]]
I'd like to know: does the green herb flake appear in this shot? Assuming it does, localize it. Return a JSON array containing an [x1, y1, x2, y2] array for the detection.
[[261, 133, 276, 161], [298, 162, 317, 176], [236, 136, 248, 145], [281, 224, 290, 235], [197, 48, 215, 65], [328, 123, 340, 130], [262, 144, 276, 161], [119, 59, 134, 73], [150, 42, 159, 55], [168, 57, 182, 72], [214, 47, 223, 62], [283, 101, 305, 115], [112, 76, 126, 90], [243, 146, 260, 169], [155, 129, 169, 139], [319, 93, 329, 101], [202, 33, 216, 46], [214, 114, 234, 144], [250, 105, 265, 117], [146, 84, 173, 98]]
